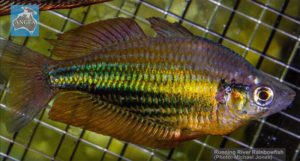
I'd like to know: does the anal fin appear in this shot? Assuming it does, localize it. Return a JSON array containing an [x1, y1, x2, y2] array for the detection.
[[49, 92, 182, 149]]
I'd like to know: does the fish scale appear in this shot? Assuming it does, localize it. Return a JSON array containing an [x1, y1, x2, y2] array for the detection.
[[48, 37, 222, 130]]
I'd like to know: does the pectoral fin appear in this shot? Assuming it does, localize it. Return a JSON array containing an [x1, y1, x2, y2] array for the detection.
[[180, 129, 205, 141]]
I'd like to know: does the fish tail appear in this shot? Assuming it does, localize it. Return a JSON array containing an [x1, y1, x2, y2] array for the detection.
[[0, 39, 55, 132]]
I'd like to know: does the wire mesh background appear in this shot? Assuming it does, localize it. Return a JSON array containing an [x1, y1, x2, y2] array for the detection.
[[0, 0, 299, 160]]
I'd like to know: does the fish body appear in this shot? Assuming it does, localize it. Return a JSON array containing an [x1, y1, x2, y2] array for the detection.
[[0, 17, 295, 148], [49, 37, 251, 133], [0, 0, 111, 16]]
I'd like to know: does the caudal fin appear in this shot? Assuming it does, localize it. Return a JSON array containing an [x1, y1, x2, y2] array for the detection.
[[0, 40, 55, 132]]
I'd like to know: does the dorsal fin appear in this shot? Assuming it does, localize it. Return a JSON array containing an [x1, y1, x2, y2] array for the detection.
[[147, 17, 194, 37], [49, 92, 182, 148], [49, 18, 146, 60]]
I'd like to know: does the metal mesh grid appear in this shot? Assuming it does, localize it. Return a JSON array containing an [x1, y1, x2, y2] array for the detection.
[[0, 0, 299, 160]]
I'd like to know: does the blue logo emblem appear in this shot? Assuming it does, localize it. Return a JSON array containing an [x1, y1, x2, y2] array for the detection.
[[11, 5, 39, 36]]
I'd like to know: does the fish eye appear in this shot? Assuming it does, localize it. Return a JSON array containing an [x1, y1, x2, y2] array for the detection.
[[253, 86, 274, 106]]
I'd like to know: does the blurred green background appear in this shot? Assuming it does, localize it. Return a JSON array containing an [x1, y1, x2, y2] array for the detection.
[[0, 0, 299, 161]]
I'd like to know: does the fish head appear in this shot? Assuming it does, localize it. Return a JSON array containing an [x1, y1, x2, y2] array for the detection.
[[230, 73, 296, 119]]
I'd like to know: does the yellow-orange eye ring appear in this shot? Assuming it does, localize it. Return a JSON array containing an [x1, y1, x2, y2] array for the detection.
[[253, 86, 274, 106]]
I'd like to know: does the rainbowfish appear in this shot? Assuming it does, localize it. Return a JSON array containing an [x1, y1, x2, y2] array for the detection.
[[0, 17, 295, 149], [0, 0, 112, 16]]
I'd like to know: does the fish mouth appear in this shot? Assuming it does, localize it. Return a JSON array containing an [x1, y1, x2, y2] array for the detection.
[[267, 88, 296, 116], [281, 87, 296, 106]]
